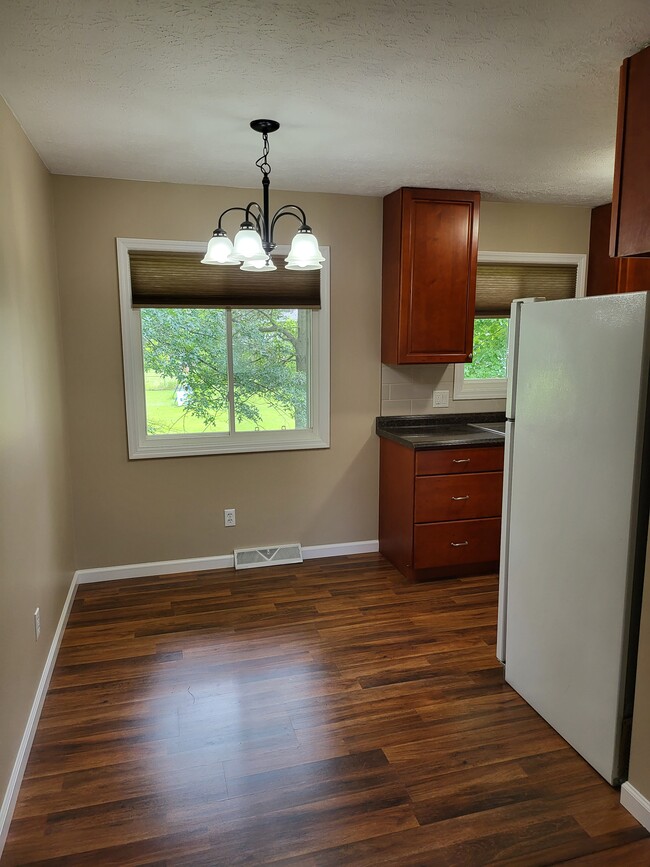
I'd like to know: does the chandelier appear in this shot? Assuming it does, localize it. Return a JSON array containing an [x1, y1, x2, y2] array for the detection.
[[202, 119, 324, 272]]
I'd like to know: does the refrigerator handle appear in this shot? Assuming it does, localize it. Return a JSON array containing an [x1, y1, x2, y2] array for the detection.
[[506, 297, 546, 419]]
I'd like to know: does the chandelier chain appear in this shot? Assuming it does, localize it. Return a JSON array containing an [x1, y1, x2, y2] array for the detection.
[[255, 133, 272, 178]]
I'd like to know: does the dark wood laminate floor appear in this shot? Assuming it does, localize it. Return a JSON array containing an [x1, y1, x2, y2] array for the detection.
[[2, 554, 648, 866]]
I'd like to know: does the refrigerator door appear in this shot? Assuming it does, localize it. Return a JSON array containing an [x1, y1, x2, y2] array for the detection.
[[505, 297, 545, 420], [496, 419, 515, 663], [505, 293, 649, 784]]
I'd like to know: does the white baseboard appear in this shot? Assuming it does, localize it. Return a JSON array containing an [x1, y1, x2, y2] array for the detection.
[[302, 540, 379, 560], [621, 781, 650, 831], [75, 540, 380, 584], [76, 554, 235, 584], [0, 572, 78, 853]]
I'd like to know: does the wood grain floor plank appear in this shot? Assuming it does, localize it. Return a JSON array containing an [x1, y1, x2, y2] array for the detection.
[[1, 554, 646, 866]]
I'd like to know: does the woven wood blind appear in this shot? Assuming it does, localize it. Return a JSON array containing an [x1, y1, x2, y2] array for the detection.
[[129, 250, 321, 309], [475, 262, 578, 316]]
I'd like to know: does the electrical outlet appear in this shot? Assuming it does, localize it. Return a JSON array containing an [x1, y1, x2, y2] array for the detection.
[[433, 390, 450, 408], [224, 508, 236, 527], [34, 608, 41, 641]]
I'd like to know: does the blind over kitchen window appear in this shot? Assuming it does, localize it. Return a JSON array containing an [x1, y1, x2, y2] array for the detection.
[[129, 250, 321, 309], [475, 262, 578, 316]]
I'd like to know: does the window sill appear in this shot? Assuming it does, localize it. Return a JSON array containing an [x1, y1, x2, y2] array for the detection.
[[453, 369, 507, 401], [128, 430, 330, 460]]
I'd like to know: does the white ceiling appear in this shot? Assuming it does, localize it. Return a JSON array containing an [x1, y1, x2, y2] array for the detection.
[[1, 1, 649, 204]]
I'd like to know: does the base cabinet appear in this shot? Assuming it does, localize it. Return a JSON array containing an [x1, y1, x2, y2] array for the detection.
[[379, 438, 504, 580]]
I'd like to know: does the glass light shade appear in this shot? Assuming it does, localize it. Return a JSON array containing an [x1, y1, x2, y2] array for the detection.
[[285, 230, 325, 269], [201, 233, 240, 265], [240, 257, 277, 272], [233, 227, 266, 262], [285, 262, 323, 271]]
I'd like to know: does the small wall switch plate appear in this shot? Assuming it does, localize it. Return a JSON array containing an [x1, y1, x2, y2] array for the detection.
[[224, 508, 236, 527], [433, 390, 450, 408], [34, 607, 41, 641]]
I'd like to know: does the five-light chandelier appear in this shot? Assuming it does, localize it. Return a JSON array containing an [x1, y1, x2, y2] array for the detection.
[[202, 119, 324, 272]]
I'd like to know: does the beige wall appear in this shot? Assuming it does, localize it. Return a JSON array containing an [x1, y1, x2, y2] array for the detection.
[[0, 100, 75, 804], [380, 201, 592, 417], [52, 176, 383, 568], [478, 201, 592, 254]]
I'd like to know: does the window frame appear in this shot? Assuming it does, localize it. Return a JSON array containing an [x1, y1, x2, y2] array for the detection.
[[453, 250, 587, 400], [117, 237, 330, 459]]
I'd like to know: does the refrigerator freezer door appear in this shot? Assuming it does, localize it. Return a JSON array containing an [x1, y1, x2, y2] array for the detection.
[[505, 297, 545, 419], [505, 293, 649, 784], [496, 419, 515, 663]]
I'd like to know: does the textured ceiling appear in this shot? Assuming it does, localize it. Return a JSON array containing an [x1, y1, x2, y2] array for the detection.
[[1, 1, 649, 204]]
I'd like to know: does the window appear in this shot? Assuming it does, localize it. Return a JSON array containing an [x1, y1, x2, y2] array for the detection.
[[453, 252, 586, 400], [117, 239, 330, 458]]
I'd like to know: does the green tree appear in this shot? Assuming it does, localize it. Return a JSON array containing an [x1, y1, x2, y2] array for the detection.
[[141, 308, 309, 433], [465, 318, 509, 379]]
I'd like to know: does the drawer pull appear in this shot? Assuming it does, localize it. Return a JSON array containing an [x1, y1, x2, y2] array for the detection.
[[451, 541, 469, 547], [452, 458, 471, 464], [451, 495, 470, 501]]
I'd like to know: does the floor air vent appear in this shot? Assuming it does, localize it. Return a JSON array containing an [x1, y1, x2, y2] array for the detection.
[[234, 543, 303, 570]]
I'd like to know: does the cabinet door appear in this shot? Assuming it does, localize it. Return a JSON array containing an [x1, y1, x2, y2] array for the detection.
[[382, 188, 480, 364], [610, 44, 650, 257]]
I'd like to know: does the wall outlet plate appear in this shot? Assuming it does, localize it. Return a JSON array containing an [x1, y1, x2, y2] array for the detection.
[[224, 508, 236, 527], [34, 607, 41, 641], [433, 390, 450, 408]]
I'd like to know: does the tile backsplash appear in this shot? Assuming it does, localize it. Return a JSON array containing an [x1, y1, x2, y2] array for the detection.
[[381, 364, 506, 416]]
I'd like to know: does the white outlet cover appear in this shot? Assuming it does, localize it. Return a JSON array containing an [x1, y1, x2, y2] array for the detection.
[[433, 390, 450, 408]]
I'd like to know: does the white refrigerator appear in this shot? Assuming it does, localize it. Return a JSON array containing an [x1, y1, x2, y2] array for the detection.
[[497, 292, 650, 785]]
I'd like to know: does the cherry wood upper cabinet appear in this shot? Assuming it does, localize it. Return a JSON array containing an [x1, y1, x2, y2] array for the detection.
[[382, 187, 480, 364], [587, 203, 650, 295], [610, 44, 650, 258]]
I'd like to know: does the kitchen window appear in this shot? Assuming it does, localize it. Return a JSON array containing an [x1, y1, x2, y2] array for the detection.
[[453, 251, 586, 400], [117, 238, 330, 458]]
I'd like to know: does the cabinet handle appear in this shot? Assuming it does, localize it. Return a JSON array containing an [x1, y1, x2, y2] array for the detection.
[[451, 495, 470, 501], [451, 541, 469, 547], [452, 458, 471, 464]]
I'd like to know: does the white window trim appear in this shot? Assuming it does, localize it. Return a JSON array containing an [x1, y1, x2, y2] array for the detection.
[[453, 250, 587, 401], [116, 237, 330, 459]]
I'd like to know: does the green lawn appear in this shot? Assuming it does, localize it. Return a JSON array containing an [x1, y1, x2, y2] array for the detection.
[[144, 372, 298, 434]]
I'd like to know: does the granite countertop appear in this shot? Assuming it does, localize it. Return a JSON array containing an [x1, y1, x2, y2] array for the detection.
[[376, 412, 507, 450]]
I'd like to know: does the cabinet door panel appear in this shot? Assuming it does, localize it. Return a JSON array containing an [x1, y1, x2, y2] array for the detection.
[[414, 472, 503, 523], [414, 518, 501, 569], [403, 199, 473, 357]]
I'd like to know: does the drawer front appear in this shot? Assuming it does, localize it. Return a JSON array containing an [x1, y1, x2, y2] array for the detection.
[[416, 445, 504, 476], [414, 518, 501, 569], [414, 472, 503, 523]]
